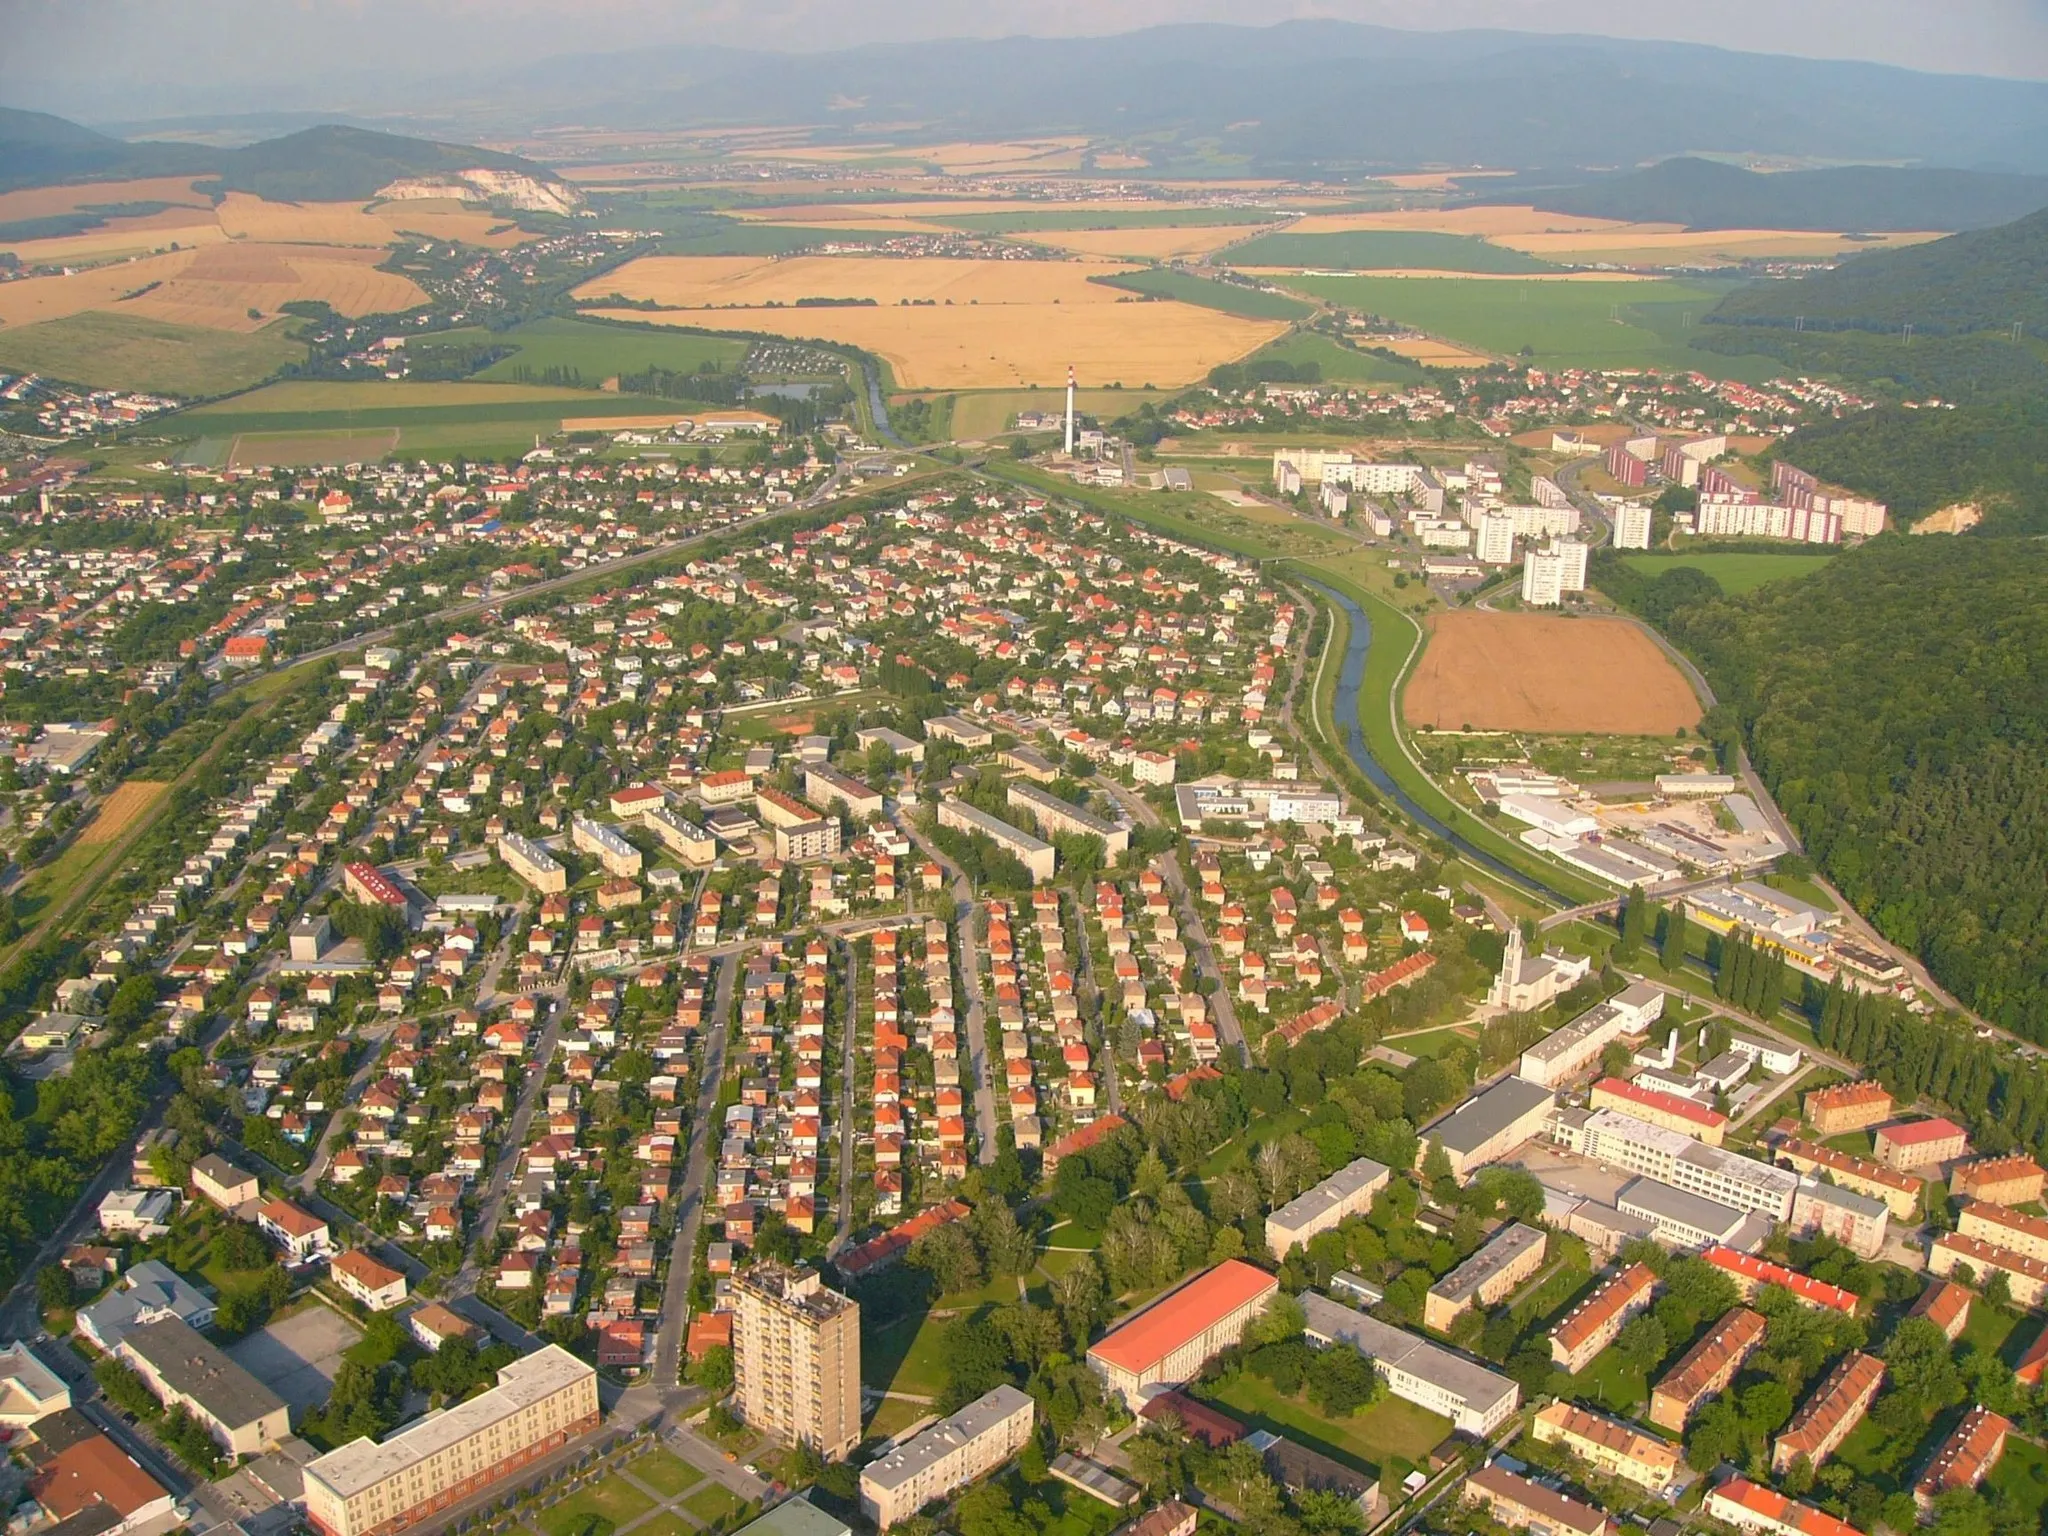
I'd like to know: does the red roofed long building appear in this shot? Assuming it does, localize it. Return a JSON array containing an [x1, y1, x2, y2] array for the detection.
[[1874, 1117, 1969, 1171], [1915, 1405, 2011, 1509], [343, 861, 408, 910], [1088, 1260, 1278, 1408], [1650, 1308, 1766, 1431], [1708, 1476, 1864, 1536], [1550, 1263, 1656, 1373], [1771, 1350, 1883, 1474], [1804, 1081, 1893, 1137], [1700, 1246, 1859, 1315], [1950, 1153, 2046, 1208], [1591, 1077, 1728, 1144], [1044, 1113, 1128, 1174], [832, 1200, 971, 1280]]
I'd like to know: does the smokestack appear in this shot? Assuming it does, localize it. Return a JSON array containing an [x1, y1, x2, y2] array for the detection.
[[1065, 365, 1076, 456]]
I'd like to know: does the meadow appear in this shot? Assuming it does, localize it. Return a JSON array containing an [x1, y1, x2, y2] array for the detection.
[[1618, 551, 1837, 594], [441, 316, 751, 383], [1239, 329, 1425, 384], [0, 311, 300, 396], [1224, 228, 1557, 273], [1269, 273, 1760, 372], [180, 380, 690, 438], [948, 387, 1171, 440]]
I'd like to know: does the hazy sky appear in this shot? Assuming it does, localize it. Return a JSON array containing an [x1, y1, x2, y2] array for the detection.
[[6, 0, 2048, 123]]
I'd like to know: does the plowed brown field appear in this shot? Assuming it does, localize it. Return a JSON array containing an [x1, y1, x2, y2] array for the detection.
[[1404, 611, 1701, 734]]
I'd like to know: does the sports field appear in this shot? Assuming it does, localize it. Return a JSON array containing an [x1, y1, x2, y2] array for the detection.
[[1405, 611, 1702, 734], [0, 311, 300, 396], [1618, 551, 1836, 594], [1270, 274, 1746, 371]]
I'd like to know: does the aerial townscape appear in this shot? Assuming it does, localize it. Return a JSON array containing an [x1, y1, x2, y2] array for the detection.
[[3, 9, 2048, 1536]]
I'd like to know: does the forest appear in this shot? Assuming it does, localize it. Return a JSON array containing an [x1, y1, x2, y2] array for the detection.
[[1600, 538, 2048, 1040], [1766, 397, 2048, 528]]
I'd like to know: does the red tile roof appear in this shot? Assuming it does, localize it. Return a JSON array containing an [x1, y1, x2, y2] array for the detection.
[[1091, 1261, 1278, 1376], [1701, 1247, 1858, 1314], [1595, 1077, 1729, 1130]]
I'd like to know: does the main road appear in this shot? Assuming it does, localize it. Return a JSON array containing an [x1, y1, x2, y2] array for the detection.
[[652, 950, 736, 1389]]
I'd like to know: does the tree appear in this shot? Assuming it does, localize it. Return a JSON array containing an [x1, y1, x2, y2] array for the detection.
[[36, 1265, 74, 1314], [1306, 1342, 1382, 1416], [1245, 1293, 1306, 1347], [910, 1221, 984, 1295], [691, 1345, 734, 1393], [1614, 1313, 1667, 1372], [1662, 903, 1692, 970], [1618, 886, 1650, 956]]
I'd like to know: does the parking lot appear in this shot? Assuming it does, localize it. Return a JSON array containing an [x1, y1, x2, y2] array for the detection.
[[225, 1301, 363, 1412]]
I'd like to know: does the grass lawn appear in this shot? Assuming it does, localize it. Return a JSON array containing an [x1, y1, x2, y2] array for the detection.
[[1959, 1300, 2023, 1359], [456, 316, 749, 383], [1565, 1345, 1649, 1416], [997, 1471, 1128, 1536], [1990, 1434, 2048, 1526], [1204, 1374, 1451, 1475], [1761, 872, 1837, 911], [861, 1310, 953, 1397], [627, 1449, 704, 1500], [542, 1476, 658, 1536], [632, 1517, 701, 1536], [1195, 1107, 1312, 1177], [682, 1484, 748, 1525], [1379, 1024, 1475, 1059], [0, 310, 299, 395], [1092, 268, 1314, 322], [1620, 551, 1835, 597], [863, 1395, 934, 1444]]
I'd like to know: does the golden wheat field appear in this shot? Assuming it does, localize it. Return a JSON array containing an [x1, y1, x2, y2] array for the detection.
[[214, 192, 531, 248], [0, 206, 230, 265], [580, 253, 1144, 308], [0, 177, 214, 223], [0, 242, 426, 331], [761, 138, 1092, 171], [1288, 206, 1657, 238], [1370, 335, 1495, 365], [581, 300, 1283, 390], [76, 780, 171, 846]]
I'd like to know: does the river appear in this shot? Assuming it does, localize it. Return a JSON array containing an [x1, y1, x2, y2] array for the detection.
[[1305, 578, 1576, 905]]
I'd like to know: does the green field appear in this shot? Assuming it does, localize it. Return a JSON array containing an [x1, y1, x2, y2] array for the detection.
[[541, 1474, 657, 1536], [624, 1449, 703, 1499], [948, 387, 1170, 441], [1093, 268, 1315, 321], [1239, 329, 1424, 384], [179, 380, 691, 435], [0, 311, 300, 396], [659, 224, 909, 256], [1268, 275, 1766, 372], [1618, 551, 1837, 595], [434, 317, 751, 384], [1203, 1374, 1451, 1475], [1229, 230, 1556, 274], [941, 207, 1280, 235]]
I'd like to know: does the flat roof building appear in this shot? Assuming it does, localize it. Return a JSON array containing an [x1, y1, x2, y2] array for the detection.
[[497, 831, 566, 894], [1088, 1261, 1277, 1409], [1790, 1177, 1888, 1259], [1300, 1292, 1520, 1436], [858, 1385, 1034, 1529], [937, 797, 1055, 883], [304, 1346, 599, 1536], [1619, 1178, 1760, 1251], [1424, 1223, 1546, 1332], [1649, 1307, 1766, 1431], [1590, 1077, 1728, 1144], [1519, 984, 1665, 1089], [805, 764, 884, 822], [1006, 782, 1129, 856], [571, 817, 643, 879], [0, 1342, 72, 1427], [1556, 1108, 1795, 1219], [733, 1265, 861, 1460], [1421, 1075, 1555, 1179], [1264, 1157, 1391, 1260]]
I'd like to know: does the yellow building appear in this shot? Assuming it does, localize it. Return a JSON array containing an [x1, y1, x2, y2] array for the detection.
[[732, 1265, 861, 1460]]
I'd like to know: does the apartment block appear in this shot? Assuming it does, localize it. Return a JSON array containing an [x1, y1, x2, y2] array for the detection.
[[1530, 1401, 1681, 1494], [803, 764, 884, 821], [1789, 1177, 1888, 1259], [1874, 1117, 1969, 1171], [1006, 782, 1129, 856], [1929, 1231, 2048, 1307], [571, 817, 643, 878], [1915, 1405, 2011, 1510], [497, 831, 567, 894], [1803, 1081, 1892, 1137], [1708, 1477, 1862, 1536], [1772, 1350, 1883, 1474], [1300, 1294, 1520, 1436], [1518, 984, 1664, 1089], [1950, 1153, 2045, 1208], [1906, 1280, 1971, 1343], [732, 1265, 862, 1459], [1264, 1157, 1391, 1260], [1649, 1307, 1766, 1431], [1424, 1223, 1546, 1332], [1775, 1137, 1923, 1221], [859, 1385, 1034, 1529], [304, 1346, 599, 1536], [1590, 1077, 1728, 1144], [1958, 1200, 2048, 1263], [1549, 1262, 1656, 1374], [775, 815, 843, 863], [119, 1317, 291, 1457], [936, 797, 1055, 883], [1700, 1247, 1858, 1314], [1465, 1466, 1611, 1536]]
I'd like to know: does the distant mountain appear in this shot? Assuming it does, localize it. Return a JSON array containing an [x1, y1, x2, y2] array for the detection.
[[1708, 206, 2048, 335], [0, 111, 577, 207], [1469, 158, 2048, 232], [464, 23, 2048, 174], [0, 105, 211, 191]]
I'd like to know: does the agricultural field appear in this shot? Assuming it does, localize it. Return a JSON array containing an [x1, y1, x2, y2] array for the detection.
[[1405, 611, 1703, 734], [1029, 224, 1276, 261], [176, 381, 692, 452], [0, 176, 214, 224], [213, 191, 530, 248], [1286, 205, 1649, 238], [226, 429, 403, 469], [1092, 267, 1313, 321], [1496, 225, 1945, 267], [580, 253, 1143, 308], [1237, 329, 1424, 384], [447, 316, 752, 383], [1269, 274, 1754, 372], [1617, 551, 1837, 595], [1224, 229, 1558, 273], [0, 242, 424, 332], [0, 205, 231, 265], [584, 290, 1281, 390], [948, 387, 1170, 440], [0, 310, 301, 396], [76, 782, 171, 847]]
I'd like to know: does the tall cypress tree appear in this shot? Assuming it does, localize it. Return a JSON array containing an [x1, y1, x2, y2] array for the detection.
[[1662, 904, 1691, 972]]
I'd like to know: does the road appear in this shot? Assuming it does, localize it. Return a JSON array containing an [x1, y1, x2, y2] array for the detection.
[[895, 811, 998, 1164], [652, 950, 735, 1390], [831, 939, 858, 1253], [454, 992, 566, 1296], [297, 1020, 397, 1191], [1067, 887, 1120, 1116]]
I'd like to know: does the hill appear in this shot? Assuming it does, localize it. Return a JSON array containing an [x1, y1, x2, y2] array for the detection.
[[0, 111, 576, 206], [1474, 158, 2048, 233], [1705, 206, 2048, 336], [0, 105, 211, 192], [1603, 537, 2048, 1041]]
